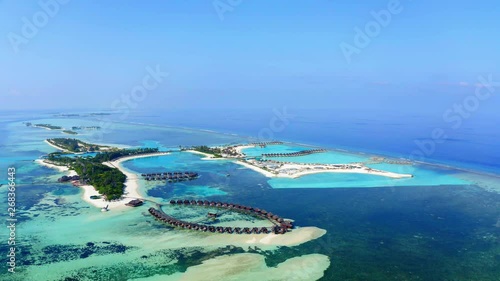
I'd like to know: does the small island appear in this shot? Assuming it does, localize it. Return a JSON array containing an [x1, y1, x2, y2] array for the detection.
[[43, 142, 162, 200], [25, 121, 101, 135], [33, 123, 63, 130], [185, 143, 414, 179], [72, 126, 101, 130], [62, 130, 78, 135]]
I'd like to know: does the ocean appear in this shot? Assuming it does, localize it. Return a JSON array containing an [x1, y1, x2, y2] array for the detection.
[[0, 109, 498, 280]]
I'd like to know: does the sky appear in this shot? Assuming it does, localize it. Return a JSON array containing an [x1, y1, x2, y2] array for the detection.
[[1, 0, 499, 115]]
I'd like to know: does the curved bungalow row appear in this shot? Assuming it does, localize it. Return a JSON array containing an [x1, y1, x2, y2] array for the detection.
[[141, 171, 199, 182], [148, 207, 287, 234], [261, 149, 327, 158], [168, 199, 293, 232], [249, 141, 283, 147]]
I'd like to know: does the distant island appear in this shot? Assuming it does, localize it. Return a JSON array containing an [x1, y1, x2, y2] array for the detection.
[[89, 112, 111, 116], [53, 112, 111, 117], [62, 130, 78, 135], [31, 123, 63, 130], [25, 122, 102, 136], [71, 126, 101, 130]]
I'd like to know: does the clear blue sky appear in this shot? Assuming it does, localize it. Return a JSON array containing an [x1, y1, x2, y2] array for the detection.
[[1, 0, 499, 113]]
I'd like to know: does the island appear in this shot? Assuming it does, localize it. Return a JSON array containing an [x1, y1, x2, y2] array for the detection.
[[33, 123, 63, 130], [42, 142, 163, 200], [185, 143, 414, 179], [62, 130, 78, 135], [46, 138, 112, 152]]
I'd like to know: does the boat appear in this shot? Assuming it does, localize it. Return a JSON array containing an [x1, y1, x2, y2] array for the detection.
[[101, 205, 109, 212]]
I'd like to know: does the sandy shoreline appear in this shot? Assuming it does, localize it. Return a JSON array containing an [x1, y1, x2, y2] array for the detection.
[[235, 160, 276, 177], [35, 159, 70, 172], [233, 160, 413, 179], [44, 140, 72, 153], [288, 167, 413, 179], [184, 150, 226, 160], [234, 145, 255, 154]]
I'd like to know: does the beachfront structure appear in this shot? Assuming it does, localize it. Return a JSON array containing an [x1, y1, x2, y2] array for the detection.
[[125, 199, 144, 207]]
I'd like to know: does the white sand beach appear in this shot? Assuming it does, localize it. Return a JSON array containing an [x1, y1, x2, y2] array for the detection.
[[166, 253, 330, 281], [44, 139, 72, 153], [184, 150, 226, 160], [35, 159, 70, 172], [235, 160, 276, 177], [234, 144, 255, 154], [233, 161, 413, 179], [288, 167, 413, 179], [133, 225, 326, 250]]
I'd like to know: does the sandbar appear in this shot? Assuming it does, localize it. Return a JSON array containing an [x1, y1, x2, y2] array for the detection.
[[131, 253, 330, 281]]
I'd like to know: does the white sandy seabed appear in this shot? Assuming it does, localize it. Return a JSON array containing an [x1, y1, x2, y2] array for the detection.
[[130, 253, 331, 281]]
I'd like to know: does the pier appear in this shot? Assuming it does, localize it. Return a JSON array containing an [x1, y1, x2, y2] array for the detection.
[[148, 199, 293, 235]]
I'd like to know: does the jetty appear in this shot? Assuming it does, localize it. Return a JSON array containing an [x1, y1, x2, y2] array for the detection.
[[148, 199, 293, 235]]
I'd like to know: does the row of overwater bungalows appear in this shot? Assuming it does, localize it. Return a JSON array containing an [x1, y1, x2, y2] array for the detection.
[[261, 149, 327, 158], [149, 207, 284, 234], [141, 172, 198, 181], [166, 199, 293, 233]]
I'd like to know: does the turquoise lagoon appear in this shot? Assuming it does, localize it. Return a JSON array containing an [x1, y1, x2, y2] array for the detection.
[[0, 112, 499, 281]]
